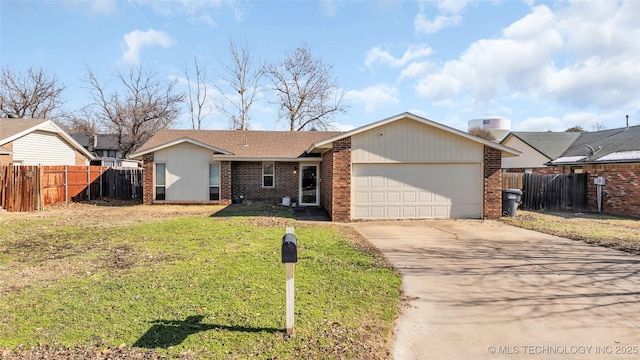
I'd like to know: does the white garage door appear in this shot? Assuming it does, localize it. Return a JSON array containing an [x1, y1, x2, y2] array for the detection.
[[352, 163, 482, 220]]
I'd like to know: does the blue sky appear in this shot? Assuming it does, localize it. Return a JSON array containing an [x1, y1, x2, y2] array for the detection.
[[1, 0, 639, 133]]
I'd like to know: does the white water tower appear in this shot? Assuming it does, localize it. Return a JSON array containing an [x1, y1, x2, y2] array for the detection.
[[468, 116, 511, 141]]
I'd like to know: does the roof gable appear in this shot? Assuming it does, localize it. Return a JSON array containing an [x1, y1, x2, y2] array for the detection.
[[0, 118, 95, 160], [504, 132, 580, 160], [308, 112, 520, 157]]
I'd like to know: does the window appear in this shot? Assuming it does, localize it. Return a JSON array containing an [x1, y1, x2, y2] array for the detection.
[[572, 167, 584, 174], [209, 163, 220, 201], [155, 163, 166, 200], [262, 162, 274, 187]]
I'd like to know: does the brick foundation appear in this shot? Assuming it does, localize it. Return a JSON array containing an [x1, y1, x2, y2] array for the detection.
[[484, 146, 502, 219]]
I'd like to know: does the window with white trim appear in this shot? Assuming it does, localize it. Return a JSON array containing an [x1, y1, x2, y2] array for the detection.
[[262, 162, 274, 187], [209, 163, 220, 201], [155, 163, 166, 200]]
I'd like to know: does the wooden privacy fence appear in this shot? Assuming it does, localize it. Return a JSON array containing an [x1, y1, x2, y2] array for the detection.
[[503, 172, 588, 212], [0, 165, 142, 212]]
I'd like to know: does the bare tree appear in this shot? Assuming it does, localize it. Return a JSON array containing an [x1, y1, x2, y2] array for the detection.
[[0, 66, 65, 119], [182, 56, 210, 130], [85, 67, 185, 157], [265, 45, 347, 131], [468, 127, 497, 141], [592, 122, 607, 131], [58, 106, 103, 134], [215, 39, 264, 130]]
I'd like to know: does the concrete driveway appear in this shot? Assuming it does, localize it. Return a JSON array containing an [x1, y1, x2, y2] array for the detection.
[[351, 220, 640, 360]]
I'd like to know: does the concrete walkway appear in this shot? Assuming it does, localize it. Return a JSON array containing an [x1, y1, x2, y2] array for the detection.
[[351, 220, 640, 360]]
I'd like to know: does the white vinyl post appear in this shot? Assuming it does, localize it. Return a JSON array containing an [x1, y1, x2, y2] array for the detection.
[[285, 226, 295, 336]]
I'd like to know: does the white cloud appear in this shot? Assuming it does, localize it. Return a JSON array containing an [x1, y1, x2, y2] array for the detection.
[[399, 61, 432, 81], [344, 84, 399, 113], [414, 13, 462, 34], [129, 0, 235, 26], [516, 111, 629, 132], [321, 0, 338, 17], [414, 1, 640, 114], [122, 29, 175, 64], [414, 0, 468, 34], [66, 0, 117, 15], [365, 44, 432, 70], [517, 116, 564, 132]]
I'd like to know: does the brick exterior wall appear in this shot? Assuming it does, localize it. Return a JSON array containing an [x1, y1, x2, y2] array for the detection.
[[330, 137, 351, 222], [320, 150, 333, 218], [577, 163, 640, 218], [142, 153, 154, 205], [231, 161, 299, 203], [484, 146, 502, 219], [75, 149, 88, 166], [220, 161, 232, 205]]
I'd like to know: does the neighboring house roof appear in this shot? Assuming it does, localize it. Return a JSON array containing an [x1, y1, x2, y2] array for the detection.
[[550, 125, 640, 165], [0, 118, 95, 160], [503, 132, 580, 160], [71, 134, 121, 152], [307, 112, 521, 157], [129, 129, 342, 160]]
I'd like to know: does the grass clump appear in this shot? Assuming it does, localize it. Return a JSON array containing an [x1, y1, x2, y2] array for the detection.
[[501, 210, 640, 254]]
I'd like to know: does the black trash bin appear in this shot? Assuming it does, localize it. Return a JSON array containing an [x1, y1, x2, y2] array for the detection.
[[502, 189, 522, 217]]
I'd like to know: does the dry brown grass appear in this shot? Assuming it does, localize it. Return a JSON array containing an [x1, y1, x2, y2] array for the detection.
[[501, 210, 640, 255]]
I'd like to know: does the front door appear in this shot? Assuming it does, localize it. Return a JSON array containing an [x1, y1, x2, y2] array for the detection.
[[299, 164, 319, 206]]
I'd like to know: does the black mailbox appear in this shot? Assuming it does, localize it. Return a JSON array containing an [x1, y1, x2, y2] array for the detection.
[[281, 233, 298, 263]]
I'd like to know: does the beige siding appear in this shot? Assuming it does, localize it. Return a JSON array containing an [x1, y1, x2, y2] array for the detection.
[[501, 137, 550, 169], [352, 118, 483, 163], [12, 131, 80, 165], [155, 142, 216, 201]]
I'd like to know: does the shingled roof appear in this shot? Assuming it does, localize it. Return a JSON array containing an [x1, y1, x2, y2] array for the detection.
[[552, 125, 640, 164], [130, 129, 342, 160], [504, 132, 580, 160], [0, 118, 48, 142]]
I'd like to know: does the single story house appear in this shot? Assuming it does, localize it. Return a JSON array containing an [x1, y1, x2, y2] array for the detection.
[[0, 118, 95, 166], [500, 132, 580, 174], [129, 112, 520, 221], [549, 125, 640, 217]]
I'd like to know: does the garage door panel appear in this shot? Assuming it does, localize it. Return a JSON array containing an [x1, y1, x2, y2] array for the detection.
[[352, 163, 481, 220], [386, 191, 401, 202], [370, 191, 385, 203], [402, 191, 416, 202], [371, 177, 385, 187]]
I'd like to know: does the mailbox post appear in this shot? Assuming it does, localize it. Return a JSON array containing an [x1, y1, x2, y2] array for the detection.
[[282, 227, 298, 336]]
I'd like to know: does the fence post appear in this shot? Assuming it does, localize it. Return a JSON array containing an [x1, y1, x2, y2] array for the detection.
[[37, 165, 41, 210], [64, 165, 68, 204], [87, 165, 90, 200]]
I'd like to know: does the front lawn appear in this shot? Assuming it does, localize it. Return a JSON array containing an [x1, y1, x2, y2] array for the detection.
[[501, 210, 640, 255], [0, 203, 401, 359]]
